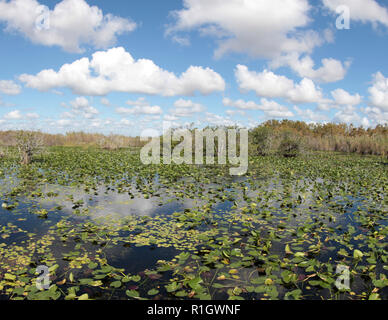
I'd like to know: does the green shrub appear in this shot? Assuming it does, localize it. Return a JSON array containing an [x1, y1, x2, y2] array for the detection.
[[250, 126, 274, 156], [278, 131, 302, 158]]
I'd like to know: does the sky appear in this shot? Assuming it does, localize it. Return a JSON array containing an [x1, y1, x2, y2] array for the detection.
[[0, 0, 387, 136]]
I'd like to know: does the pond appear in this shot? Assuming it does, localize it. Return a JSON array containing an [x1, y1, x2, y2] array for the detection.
[[0, 149, 387, 300]]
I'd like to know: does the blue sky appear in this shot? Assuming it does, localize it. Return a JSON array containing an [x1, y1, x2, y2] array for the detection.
[[0, 0, 387, 136]]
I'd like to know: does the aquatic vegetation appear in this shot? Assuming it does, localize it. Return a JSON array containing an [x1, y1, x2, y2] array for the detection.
[[0, 148, 387, 300]]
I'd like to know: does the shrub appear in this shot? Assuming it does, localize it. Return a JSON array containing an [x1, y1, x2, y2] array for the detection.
[[278, 131, 302, 158], [250, 126, 274, 156], [98, 135, 126, 150], [15, 131, 44, 165]]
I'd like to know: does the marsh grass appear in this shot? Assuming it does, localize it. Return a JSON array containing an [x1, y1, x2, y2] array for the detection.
[[0, 121, 387, 158], [0, 130, 146, 149], [249, 121, 388, 157], [306, 134, 388, 156]]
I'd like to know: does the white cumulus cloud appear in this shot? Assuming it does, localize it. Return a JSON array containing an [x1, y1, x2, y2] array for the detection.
[[271, 54, 350, 83], [116, 105, 163, 116], [235, 66, 294, 98], [288, 78, 323, 104], [235, 65, 324, 104], [368, 72, 388, 111], [205, 112, 238, 127], [0, 80, 21, 95], [331, 88, 362, 106], [126, 97, 149, 107], [294, 106, 329, 122], [333, 106, 362, 124], [26, 112, 39, 119], [62, 96, 99, 119], [0, 0, 136, 52], [223, 97, 294, 118], [170, 99, 205, 117], [362, 106, 388, 125], [167, 0, 325, 59], [19, 47, 225, 97], [323, 0, 388, 28], [3, 110, 22, 120]]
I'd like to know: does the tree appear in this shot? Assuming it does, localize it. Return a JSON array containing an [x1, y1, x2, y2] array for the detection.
[[278, 131, 302, 158], [250, 126, 274, 156], [16, 131, 44, 165]]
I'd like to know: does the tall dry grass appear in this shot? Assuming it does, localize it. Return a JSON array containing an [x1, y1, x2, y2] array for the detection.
[[305, 134, 387, 156], [1, 121, 387, 157], [251, 121, 388, 157], [0, 130, 146, 149]]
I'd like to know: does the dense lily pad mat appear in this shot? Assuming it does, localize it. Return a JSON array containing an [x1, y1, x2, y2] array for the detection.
[[0, 148, 387, 300]]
